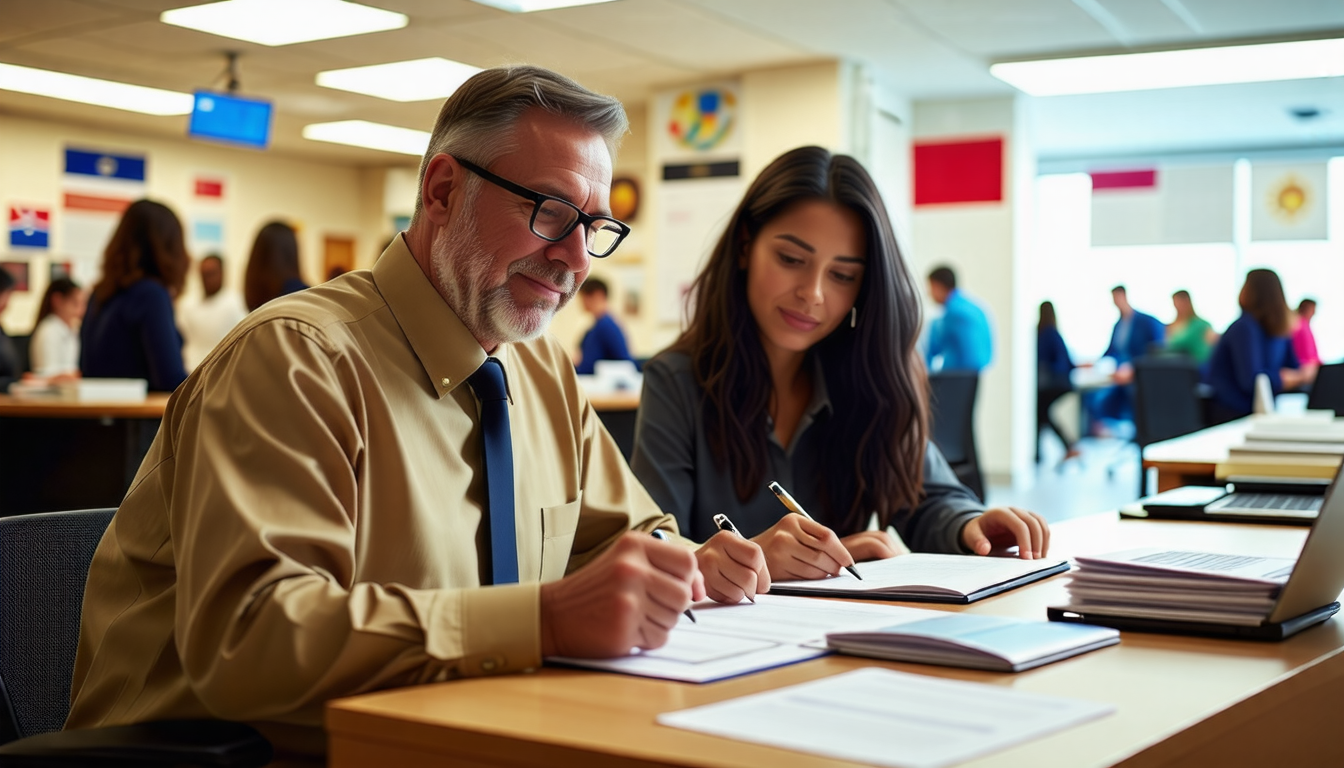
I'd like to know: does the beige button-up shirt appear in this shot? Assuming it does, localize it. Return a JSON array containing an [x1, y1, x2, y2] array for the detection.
[[66, 235, 673, 750]]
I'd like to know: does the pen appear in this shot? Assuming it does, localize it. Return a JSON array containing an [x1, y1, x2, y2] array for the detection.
[[650, 529, 697, 623], [767, 481, 863, 581], [712, 513, 755, 603]]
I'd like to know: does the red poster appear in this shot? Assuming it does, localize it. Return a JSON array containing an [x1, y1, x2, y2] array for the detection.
[[913, 137, 1003, 205]]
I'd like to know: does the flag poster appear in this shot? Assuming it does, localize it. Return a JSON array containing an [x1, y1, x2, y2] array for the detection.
[[1090, 164, 1233, 247], [1251, 161, 1328, 242], [61, 147, 147, 279], [9, 206, 50, 249]]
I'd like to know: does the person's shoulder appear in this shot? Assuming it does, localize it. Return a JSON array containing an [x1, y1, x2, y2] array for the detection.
[[231, 271, 383, 346], [644, 349, 692, 378]]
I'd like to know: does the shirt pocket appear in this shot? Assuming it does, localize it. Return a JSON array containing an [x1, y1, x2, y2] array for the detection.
[[539, 493, 582, 582]]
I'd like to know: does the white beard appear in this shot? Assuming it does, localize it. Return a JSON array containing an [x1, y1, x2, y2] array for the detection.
[[431, 190, 577, 348]]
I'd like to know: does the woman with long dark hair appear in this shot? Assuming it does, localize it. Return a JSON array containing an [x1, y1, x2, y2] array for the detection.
[[1206, 268, 1315, 422], [1037, 301, 1078, 462], [30, 276, 86, 378], [80, 199, 190, 391], [244, 221, 308, 311], [632, 147, 1048, 591]]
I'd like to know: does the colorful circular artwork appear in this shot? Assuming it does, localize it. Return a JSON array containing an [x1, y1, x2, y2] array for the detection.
[[667, 88, 737, 151], [1271, 176, 1308, 221], [610, 177, 639, 221]]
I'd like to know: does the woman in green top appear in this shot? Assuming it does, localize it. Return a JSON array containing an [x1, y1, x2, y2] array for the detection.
[[1166, 289, 1215, 363]]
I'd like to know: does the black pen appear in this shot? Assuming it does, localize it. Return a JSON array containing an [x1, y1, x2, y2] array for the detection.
[[712, 513, 756, 603], [767, 481, 863, 580], [650, 529, 696, 623]]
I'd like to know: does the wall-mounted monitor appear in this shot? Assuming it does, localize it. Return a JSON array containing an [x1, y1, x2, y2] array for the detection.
[[189, 91, 272, 149]]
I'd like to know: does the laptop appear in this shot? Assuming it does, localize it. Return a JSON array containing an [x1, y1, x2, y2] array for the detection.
[[1122, 477, 1330, 526], [1051, 461, 1344, 640]]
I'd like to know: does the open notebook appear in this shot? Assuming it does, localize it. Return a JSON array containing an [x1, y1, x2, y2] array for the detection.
[[770, 554, 1069, 604]]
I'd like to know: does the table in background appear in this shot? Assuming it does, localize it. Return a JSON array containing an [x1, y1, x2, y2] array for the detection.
[[1140, 418, 1251, 493], [0, 394, 169, 517], [327, 513, 1344, 768]]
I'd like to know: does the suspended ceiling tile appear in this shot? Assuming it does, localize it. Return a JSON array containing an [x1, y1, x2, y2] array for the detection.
[[1174, 0, 1344, 38], [443, 15, 659, 76], [297, 25, 507, 68]]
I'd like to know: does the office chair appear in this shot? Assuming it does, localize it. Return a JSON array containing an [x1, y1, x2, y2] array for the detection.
[[0, 509, 272, 767], [1306, 362, 1344, 416], [1132, 356, 1206, 497], [927, 371, 986, 502]]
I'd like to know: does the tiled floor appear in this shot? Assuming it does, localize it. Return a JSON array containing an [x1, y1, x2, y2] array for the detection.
[[986, 436, 1145, 524]]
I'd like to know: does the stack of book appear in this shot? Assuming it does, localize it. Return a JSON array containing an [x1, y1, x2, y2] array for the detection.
[[1057, 547, 1294, 626], [1218, 413, 1344, 481]]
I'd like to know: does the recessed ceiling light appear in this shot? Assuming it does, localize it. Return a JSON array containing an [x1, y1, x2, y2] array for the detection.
[[0, 62, 193, 115], [991, 38, 1344, 96], [469, 0, 618, 12], [161, 0, 407, 46], [303, 120, 430, 155], [316, 58, 482, 102]]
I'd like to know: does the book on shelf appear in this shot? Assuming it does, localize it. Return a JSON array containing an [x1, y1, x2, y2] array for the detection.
[[770, 553, 1070, 604], [826, 612, 1119, 672]]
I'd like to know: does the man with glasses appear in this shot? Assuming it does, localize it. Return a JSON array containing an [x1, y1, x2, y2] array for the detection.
[[67, 65, 766, 758]]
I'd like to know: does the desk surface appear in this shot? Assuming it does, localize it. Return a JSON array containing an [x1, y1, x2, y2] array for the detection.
[[327, 514, 1344, 768], [1141, 418, 1250, 467], [0, 393, 171, 419], [587, 390, 640, 412]]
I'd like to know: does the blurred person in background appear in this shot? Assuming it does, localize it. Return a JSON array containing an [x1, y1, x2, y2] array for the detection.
[[80, 199, 190, 392], [1037, 301, 1079, 463], [1165, 289, 1214, 365], [575, 276, 632, 374], [244, 220, 308, 311], [179, 254, 247, 371], [1292, 298, 1321, 369], [29, 276, 86, 379], [1085, 285, 1165, 434], [925, 265, 992, 373], [1206, 269, 1316, 423]]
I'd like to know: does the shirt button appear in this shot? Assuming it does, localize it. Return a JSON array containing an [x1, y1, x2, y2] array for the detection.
[[440, 377, 451, 388]]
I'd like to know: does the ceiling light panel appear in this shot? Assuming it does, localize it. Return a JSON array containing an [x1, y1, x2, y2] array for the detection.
[[469, 0, 618, 12], [302, 120, 430, 155], [161, 0, 407, 46], [0, 62, 194, 115], [991, 38, 1344, 96], [316, 58, 482, 102]]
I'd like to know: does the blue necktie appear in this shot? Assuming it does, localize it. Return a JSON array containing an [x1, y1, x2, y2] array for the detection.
[[468, 358, 518, 585]]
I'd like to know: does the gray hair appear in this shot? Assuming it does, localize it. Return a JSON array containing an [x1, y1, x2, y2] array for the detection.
[[410, 65, 628, 223]]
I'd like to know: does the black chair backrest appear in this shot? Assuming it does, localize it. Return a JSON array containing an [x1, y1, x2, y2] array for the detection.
[[0, 508, 115, 743], [928, 371, 985, 501], [1307, 362, 1344, 416], [1132, 356, 1204, 447]]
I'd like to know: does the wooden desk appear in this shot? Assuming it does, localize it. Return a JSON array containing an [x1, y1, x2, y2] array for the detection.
[[327, 514, 1343, 768], [0, 393, 169, 516], [587, 391, 640, 412], [1141, 418, 1251, 492]]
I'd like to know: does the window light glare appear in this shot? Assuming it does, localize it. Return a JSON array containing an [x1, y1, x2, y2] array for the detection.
[[991, 38, 1344, 97], [0, 62, 193, 115], [161, 0, 408, 46], [303, 120, 430, 155], [469, 0, 618, 12], [316, 58, 483, 102]]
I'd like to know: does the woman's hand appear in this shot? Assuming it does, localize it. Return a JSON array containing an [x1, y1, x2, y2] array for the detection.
[[960, 507, 1050, 560], [839, 530, 903, 562], [695, 531, 770, 603], [751, 515, 856, 581]]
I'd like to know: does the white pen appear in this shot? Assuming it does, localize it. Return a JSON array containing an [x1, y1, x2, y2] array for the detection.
[[767, 481, 863, 580]]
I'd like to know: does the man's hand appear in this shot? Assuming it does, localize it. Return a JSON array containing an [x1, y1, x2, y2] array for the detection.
[[839, 530, 903, 562], [960, 507, 1050, 560], [540, 532, 705, 658], [695, 531, 770, 603], [751, 515, 856, 581]]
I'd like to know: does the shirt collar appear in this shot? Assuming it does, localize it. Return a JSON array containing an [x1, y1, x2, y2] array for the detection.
[[372, 233, 514, 402]]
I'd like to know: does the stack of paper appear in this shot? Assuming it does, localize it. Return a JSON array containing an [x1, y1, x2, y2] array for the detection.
[[1059, 548, 1293, 626], [770, 553, 1070, 604]]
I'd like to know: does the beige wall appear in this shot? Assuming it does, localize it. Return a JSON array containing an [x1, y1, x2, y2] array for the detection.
[[0, 113, 387, 334]]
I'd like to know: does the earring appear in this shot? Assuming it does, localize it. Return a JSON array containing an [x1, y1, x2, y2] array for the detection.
[[850, 306, 857, 328]]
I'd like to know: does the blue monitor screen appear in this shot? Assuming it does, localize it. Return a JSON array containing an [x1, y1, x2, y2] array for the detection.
[[189, 91, 272, 149]]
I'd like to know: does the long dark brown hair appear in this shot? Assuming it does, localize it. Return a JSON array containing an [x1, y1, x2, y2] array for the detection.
[[672, 146, 928, 534], [1240, 268, 1291, 337], [244, 221, 301, 311], [1038, 300, 1057, 331], [92, 199, 189, 303], [36, 277, 80, 326]]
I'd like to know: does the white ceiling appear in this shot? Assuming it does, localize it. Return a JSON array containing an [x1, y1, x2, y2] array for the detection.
[[1, 0, 1341, 166]]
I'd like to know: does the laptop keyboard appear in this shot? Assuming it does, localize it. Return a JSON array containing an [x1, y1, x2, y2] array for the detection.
[[1211, 493, 1323, 517]]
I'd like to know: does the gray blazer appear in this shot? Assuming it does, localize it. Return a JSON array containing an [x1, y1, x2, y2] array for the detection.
[[631, 351, 984, 550]]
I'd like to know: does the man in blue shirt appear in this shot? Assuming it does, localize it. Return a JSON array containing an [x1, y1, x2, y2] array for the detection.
[[1090, 285, 1166, 427], [575, 277, 632, 374], [926, 266, 992, 372]]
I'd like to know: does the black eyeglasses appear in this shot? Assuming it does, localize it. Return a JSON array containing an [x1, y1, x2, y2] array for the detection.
[[455, 157, 630, 258]]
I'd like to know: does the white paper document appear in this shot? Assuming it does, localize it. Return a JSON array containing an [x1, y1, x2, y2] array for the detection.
[[657, 667, 1115, 768], [771, 554, 1070, 602], [548, 595, 936, 682]]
